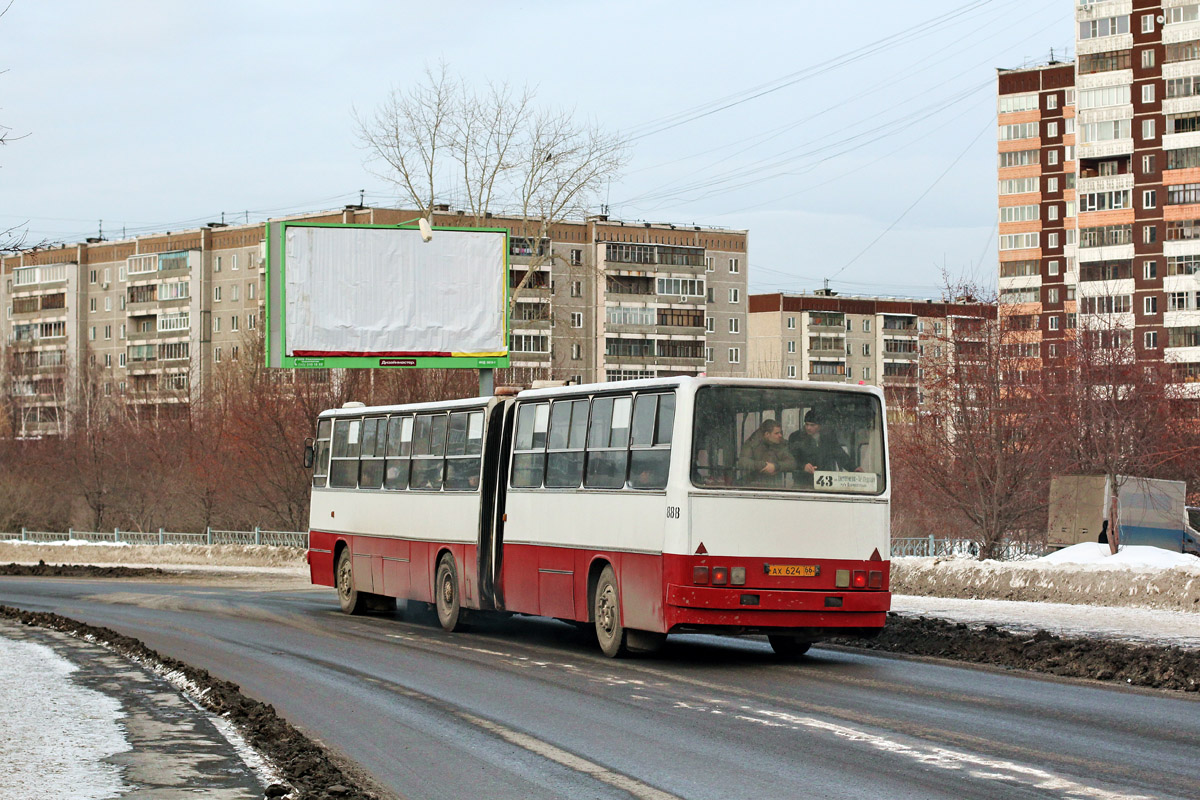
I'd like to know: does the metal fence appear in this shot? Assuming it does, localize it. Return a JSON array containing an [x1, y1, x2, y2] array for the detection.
[[0, 528, 309, 548], [891, 536, 1045, 560]]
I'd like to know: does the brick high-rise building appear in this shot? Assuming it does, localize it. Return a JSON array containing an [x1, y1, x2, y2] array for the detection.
[[997, 2, 1200, 390]]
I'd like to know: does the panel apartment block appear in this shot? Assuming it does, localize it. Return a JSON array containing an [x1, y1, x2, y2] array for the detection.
[[747, 292, 995, 411], [2, 207, 748, 436]]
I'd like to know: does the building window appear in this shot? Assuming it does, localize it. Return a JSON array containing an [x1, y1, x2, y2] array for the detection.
[[231, 315, 239, 332], [215, 316, 221, 332], [705, 316, 715, 333], [787, 340, 796, 353], [119, 353, 126, 367], [1048, 177, 1059, 193], [89, 298, 97, 312], [1048, 260, 1060, 276], [104, 353, 111, 367], [232, 285, 240, 301], [1145, 331, 1158, 349], [862, 343, 871, 357], [570, 312, 583, 328], [1048, 150, 1059, 166], [862, 367, 871, 380], [1145, 261, 1158, 279], [104, 324, 111, 340], [1144, 296, 1158, 315], [119, 323, 125, 339], [787, 316, 795, 329], [1143, 84, 1155, 104], [705, 347, 713, 363], [1142, 48, 1155, 69], [1047, 121, 1058, 138], [1048, 288, 1060, 303], [728, 288, 739, 304], [1143, 119, 1156, 141], [89, 326, 96, 341], [705, 256, 714, 272], [863, 319, 871, 333], [1048, 205, 1059, 220], [214, 286, 222, 302], [104, 297, 112, 312], [118, 266, 126, 281], [729, 318, 739, 334], [89, 269, 97, 284], [248, 281, 256, 300], [215, 257, 221, 273], [1143, 190, 1157, 209], [787, 365, 797, 378], [248, 313, 257, 329], [1143, 154, 1156, 174], [570, 249, 582, 266], [1046, 94, 1058, 110], [1049, 316, 1060, 331], [232, 345, 239, 360], [1144, 225, 1157, 244], [728, 347, 740, 364], [1142, 13, 1154, 33], [570, 280, 582, 298], [1048, 232, 1059, 248], [728, 258, 740, 274], [571, 343, 582, 360], [119, 295, 126, 310]]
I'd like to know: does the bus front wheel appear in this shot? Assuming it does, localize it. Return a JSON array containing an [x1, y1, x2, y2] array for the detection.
[[594, 566, 628, 658], [768, 635, 812, 660], [336, 549, 366, 615], [435, 554, 465, 632]]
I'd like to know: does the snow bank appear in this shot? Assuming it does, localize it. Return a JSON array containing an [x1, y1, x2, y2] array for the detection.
[[0, 541, 306, 568], [894, 546, 1200, 613]]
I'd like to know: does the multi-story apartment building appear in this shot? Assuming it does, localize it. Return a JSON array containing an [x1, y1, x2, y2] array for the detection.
[[998, 1, 1200, 389], [747, 292, 995, 410], [1, 206, 748, 437]]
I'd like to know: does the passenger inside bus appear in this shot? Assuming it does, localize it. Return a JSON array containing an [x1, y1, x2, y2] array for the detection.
[[736, 419, 796, 487], [788, 409, 859, 488]]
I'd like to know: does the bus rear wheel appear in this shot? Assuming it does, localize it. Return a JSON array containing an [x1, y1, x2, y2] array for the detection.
[[768, 635, 812, 660], [336, 549, 366, 615], [435, 554, 465, 632], [594, 566, 627, 658]]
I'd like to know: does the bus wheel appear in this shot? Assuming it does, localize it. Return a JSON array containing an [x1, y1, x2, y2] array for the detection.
[[435, 554, 464, 632], [336, 549, 366, 615], [768, 635, 812, 660], [593, 566, 628, 658]]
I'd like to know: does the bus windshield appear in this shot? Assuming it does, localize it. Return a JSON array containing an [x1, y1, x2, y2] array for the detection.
[[691, 385, 885, 494]]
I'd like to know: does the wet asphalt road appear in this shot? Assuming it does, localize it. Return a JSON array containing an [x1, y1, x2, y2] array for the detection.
[[1, 575, 1197, 800]]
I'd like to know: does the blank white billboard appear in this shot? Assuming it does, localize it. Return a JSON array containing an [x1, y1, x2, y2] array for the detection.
[[282, 225, 507, 358]]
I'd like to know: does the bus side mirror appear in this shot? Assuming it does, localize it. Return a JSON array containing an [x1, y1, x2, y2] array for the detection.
[[303, 438, 315, 469]]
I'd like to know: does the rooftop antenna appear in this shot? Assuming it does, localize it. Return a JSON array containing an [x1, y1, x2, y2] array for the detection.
[[221, 211, 226, 225], [1049, 47, 1055, 62], [360, 189, 365, 207], [98, 220, 103, 240]]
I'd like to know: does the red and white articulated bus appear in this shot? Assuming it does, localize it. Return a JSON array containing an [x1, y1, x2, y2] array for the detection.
[[306, 377, 891, 657]]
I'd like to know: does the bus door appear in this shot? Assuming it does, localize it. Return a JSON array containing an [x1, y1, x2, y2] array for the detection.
[[478, 399, 513, 611]]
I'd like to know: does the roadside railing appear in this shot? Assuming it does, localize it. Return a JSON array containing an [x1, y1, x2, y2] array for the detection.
[[0, 528, 309, 548], [891, 536, 1045, 560]]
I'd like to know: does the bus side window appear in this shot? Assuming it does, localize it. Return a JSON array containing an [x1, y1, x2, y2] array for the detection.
[[384, 415, 412, 490], [312, 418, 332, 488], [445, 410, 483, 491], [629, 393, 673, 489], [358, 417, 386, 489], [546, 399, 587, 488], [411, 413, 447, 490], [585, 395, 631, 489], [329, 418, 361, 488], [511, 402, 549, 488]]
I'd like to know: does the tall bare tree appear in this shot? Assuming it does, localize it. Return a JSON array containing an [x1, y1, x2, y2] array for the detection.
[[356, 64, 629, 310]]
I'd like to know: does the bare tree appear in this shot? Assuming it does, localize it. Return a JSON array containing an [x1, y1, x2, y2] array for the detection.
[[890, 284, 1062, 557], [356, 64, 629, 312]]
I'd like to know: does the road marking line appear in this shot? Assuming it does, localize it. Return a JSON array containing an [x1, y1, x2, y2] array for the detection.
[[457, 710, 683, 800]]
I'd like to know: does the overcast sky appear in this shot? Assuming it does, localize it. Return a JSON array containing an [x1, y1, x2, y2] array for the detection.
[[1, 0, 1070, 297]]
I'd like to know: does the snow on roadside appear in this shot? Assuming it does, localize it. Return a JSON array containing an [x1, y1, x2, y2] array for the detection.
[[892, 595, 1200, 650], [0, 636, 128, 800], [894, 545, 1200, 613]]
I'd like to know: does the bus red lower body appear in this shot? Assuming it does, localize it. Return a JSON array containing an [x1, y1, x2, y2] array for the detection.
[[309, 530, 890, 637]]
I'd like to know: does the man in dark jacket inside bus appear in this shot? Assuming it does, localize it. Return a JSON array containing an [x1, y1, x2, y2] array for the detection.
[[789, 409, 856, 487], [738, 419, 796, 487]]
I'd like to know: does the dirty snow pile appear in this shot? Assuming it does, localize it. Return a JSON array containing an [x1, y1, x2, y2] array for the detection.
[[893, 543, 1200, 612]]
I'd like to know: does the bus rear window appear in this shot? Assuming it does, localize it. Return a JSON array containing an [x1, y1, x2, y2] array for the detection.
[[691, 386, 885, 494]]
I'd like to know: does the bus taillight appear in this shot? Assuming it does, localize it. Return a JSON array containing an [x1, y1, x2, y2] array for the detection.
[[693, 566, 710, 584], [868, 570, 883, 589], [730, 566, 746, 586], [851, 570, 868, 588], [712, 566, 729, 586]]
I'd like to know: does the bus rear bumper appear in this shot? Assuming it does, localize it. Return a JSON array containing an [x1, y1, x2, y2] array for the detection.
[[665, 584, 889, 631]]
